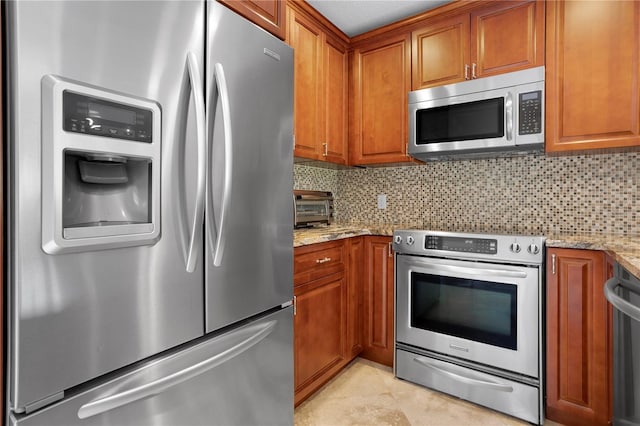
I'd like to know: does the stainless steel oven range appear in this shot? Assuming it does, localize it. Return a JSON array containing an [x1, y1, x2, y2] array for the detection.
[[393, 230, 545, 424]]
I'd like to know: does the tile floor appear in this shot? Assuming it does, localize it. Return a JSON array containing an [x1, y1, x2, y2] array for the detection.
[[294, 358, 563, 426]]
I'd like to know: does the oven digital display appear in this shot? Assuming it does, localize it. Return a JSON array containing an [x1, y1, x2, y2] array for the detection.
[[425, 236, 497, 254]]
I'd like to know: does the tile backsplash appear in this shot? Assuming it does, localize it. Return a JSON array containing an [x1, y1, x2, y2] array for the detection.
[[294, 151, 640, 236]]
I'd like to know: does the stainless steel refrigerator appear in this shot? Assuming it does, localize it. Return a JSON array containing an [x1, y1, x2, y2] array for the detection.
[[5, 1, 294, 424]]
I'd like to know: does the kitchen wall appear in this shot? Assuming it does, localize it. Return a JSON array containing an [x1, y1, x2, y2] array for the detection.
[[294, 151, 640, 236]]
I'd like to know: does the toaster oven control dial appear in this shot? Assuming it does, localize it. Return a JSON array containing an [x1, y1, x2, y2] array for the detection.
[[394, 235, 403, 244], [406, 236, 415, 246], [528, 243, 540, 255], [510, 242, 521, 253]]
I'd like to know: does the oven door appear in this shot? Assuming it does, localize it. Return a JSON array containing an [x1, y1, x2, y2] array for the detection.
[[396, 254, 540, 378]]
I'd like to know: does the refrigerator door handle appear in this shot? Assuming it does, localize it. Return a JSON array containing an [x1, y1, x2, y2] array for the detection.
[[77, 320, 277, 419], [209, 62, 233, 267], [185, 52, 206, 273]]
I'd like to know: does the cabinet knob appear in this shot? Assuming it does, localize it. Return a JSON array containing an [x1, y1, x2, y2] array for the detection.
[[322, 142, 328, 157], [472, 63, 477, 79], [316, 257, 331, 264], [464, 64, 470, 80]]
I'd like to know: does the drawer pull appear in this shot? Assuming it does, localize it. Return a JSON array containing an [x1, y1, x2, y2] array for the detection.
[[316, 257, 332, 264]]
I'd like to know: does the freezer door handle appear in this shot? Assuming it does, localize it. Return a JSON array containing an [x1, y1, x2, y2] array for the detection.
[[77, 319, 276, 419], [208, 62, 233, 267], [185, 52, 206, 273], [604, 276, 640, 323]]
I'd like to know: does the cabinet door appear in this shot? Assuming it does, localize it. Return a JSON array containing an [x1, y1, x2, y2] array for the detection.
[[323, 34, 348, 165], [470, 0, 544, 78], [287, 7, 322, 160], [350, 34, 413, 166], [411, 14, 470, 90], [546, 248, 612, 426], [217, 0, 285, 40], [346, 237, 364, 359], [361, 236, 394, 366], [294, 273, 346, 396], [546, 1, 640, 152]]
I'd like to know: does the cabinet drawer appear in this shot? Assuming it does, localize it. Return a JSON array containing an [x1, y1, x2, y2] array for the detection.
[[294, 240, 346, 285]]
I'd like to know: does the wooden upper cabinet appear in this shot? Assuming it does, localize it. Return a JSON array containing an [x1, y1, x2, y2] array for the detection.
[[546, 248, 612, 426], [470, 1, 544, 78], [411, 0, 544, 90], [546, 1, 640, 153], [411, 14, 469, 90], [287, 3, 348, 165], [323, 34, 348, 164], [218, 0, 286, 40], [350, 33, 415, 165], [287, 7, 323, 160]]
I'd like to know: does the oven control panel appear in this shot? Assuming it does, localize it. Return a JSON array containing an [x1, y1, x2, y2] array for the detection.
[[424, 235, 497, 254], [393, 230, 545, 264]]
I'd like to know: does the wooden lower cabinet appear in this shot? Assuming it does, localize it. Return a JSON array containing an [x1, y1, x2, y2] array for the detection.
[[294, 272, 347, 405], [546, 248, 612, 426], [293, 239, 362, 406], [293, 235, 393, 404], [346, 237, 364, 358], [361, 236, 394, 367]]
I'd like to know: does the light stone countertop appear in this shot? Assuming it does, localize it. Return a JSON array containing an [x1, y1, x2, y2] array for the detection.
[[546, 233, 640, 278], [294, 224, 640, 278], [293, 223, 400, 247]]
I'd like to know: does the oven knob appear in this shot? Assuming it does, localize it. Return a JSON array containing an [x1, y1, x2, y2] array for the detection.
[[528, 243, 540, 255], [510, 242, 521, 253], [406, 236, 415, 246], [394, 235, 402, 244]]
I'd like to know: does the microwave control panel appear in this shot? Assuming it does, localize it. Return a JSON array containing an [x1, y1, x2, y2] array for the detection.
[[518, 90, 542, 135]]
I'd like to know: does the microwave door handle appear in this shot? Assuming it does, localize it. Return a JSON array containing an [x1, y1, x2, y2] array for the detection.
[[209, 63, 233, 267], [505, 92, 514, 141], [185, 52, 206, 273]]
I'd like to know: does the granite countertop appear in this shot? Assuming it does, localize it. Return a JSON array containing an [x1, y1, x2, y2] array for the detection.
[[546, 234, 640, 278], [294, 224, 640, 278], [293, 223, 398, 247]]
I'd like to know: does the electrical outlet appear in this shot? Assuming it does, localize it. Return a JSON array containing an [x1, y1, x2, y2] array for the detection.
[[377, 194, 387, 209]]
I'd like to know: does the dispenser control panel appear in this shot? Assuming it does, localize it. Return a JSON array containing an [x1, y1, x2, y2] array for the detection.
[[63, 91, 153, 142]]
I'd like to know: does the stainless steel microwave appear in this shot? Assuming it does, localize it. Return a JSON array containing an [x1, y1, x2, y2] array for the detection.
[[408, 66, 544, 161]]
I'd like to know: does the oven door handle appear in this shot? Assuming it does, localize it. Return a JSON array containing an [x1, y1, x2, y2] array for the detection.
[[410, 260, 528, 279], [413, 357, 514, 393]]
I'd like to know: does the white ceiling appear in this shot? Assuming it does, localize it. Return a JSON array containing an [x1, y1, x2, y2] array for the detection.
[[306, 0, 452, 37]]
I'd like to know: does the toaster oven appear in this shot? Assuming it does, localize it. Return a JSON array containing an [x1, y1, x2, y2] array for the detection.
[[294, 190, 333, 228]]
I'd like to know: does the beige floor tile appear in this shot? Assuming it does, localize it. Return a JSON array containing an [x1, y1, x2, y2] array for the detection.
[[294, 358, 560, 426]]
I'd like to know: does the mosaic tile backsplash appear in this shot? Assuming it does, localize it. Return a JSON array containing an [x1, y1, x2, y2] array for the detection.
[[294, 152, 640, 236]]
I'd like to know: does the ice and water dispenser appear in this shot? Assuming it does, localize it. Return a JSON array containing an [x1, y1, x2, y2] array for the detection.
[[42, 76, 161, 254]]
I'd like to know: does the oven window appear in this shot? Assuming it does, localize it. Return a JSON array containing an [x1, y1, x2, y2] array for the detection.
[[416, 97, 504, 144], [410, 272, 517, 350]]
